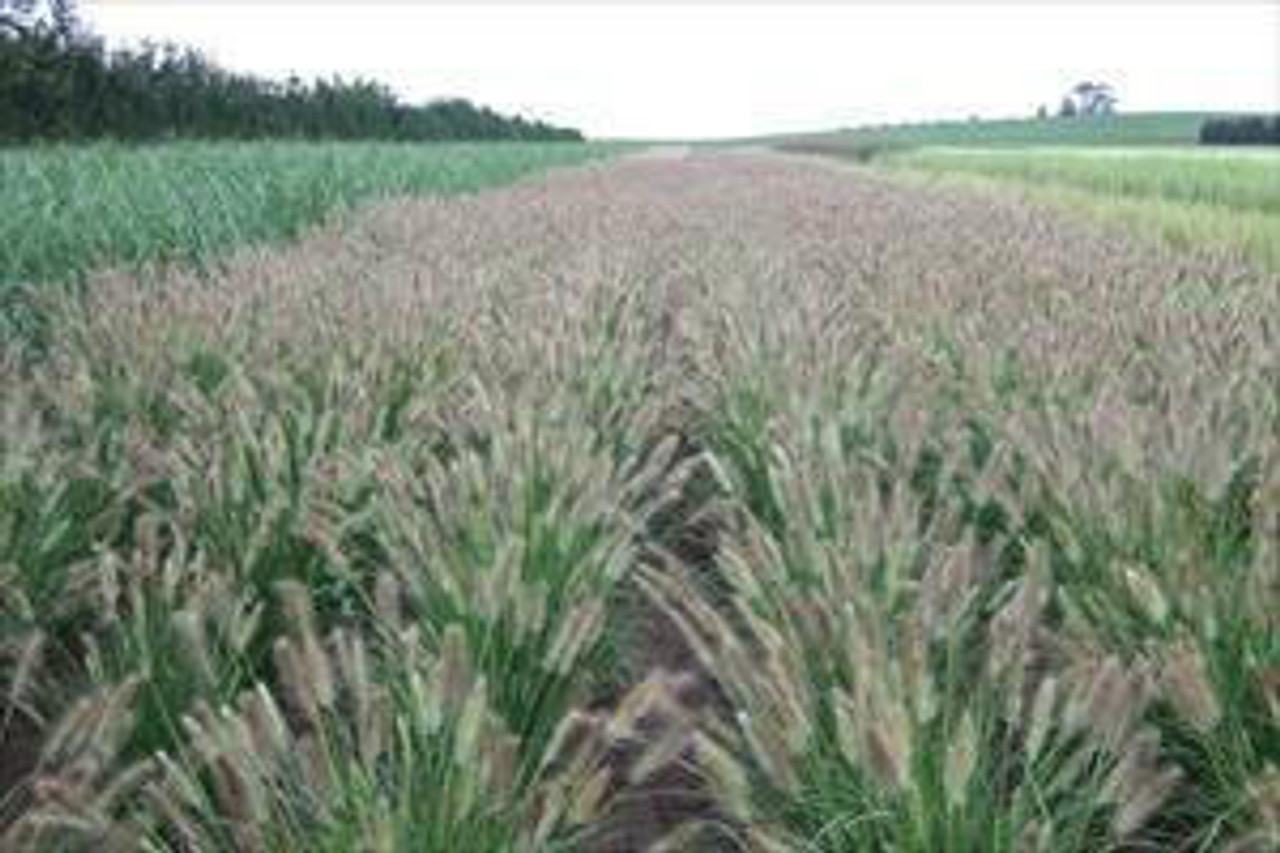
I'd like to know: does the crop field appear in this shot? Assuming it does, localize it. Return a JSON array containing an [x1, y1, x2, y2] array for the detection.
[[1, 149, 1278, 852], [887, 147, 1280, 214], [787, 142, 1280, 272], [0, 141, 614, 291], [872, 146, 1280, 270]]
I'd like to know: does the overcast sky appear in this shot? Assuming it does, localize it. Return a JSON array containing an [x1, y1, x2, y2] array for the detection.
[[79, 3, 1280, 139]]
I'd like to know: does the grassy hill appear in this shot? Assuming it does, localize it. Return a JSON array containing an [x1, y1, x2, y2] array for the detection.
[[772, 112, 1225, 159]]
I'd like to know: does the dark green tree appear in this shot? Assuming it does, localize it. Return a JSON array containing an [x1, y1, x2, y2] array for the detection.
[[0, 0, 585, 144]]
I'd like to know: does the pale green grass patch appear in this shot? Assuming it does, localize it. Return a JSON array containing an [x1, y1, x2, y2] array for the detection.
[[887, 146, 1280, 215], [872, 148, 1280, 270]]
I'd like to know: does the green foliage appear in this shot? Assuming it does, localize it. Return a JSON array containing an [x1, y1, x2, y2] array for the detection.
[[885, 147, 1280, 217], [0, 1, 583, 145], [867, 147, 1280, 271], [0, 141, 614, 293], [1201, 116, 1280, 146]]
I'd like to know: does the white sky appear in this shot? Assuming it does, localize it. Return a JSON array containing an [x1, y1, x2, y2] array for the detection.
[[80, 3, 1280, 139]]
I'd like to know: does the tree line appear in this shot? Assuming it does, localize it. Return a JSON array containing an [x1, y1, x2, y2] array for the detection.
[[0, 0, 584, 144], [1199, 115, 1280, 146]]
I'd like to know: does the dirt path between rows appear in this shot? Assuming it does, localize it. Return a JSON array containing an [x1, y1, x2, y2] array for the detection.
[[628, 145, 692, 160]]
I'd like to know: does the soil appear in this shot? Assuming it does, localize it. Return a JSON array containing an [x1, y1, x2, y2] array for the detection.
[[0, 704, 41, 832]]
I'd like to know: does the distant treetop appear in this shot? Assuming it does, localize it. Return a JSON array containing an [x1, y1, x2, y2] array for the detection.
[[1200, 115, 1280, 146], [1059, 81, 1118, 118]]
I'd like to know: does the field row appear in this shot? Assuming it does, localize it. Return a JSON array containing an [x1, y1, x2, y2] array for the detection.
[[1, 152, 1277, 851], [0, 141, 615, 292]]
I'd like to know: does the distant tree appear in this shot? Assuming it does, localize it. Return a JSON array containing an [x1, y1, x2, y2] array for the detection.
[[0, 0, 585, 144], [1065, 81, 1118, 117], [1036, 104, 1049, 119], [1058, 96, 1078, 118], [0, 0, 37, 36], [48, 0, 78, 41], [1200, 115, 1279, 146]]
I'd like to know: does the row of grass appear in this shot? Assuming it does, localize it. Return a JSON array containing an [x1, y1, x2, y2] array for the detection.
[[0, 239, 679, 849], [0, 140, 615, 291]]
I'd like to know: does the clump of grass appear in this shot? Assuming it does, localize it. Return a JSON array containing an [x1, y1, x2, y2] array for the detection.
[[5, 583, 698, 851], [646, 406, 1188, 851], [1003, 389, 1280, 850]]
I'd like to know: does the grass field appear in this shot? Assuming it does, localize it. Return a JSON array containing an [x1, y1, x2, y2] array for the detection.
[[869, 147, 1280, 270], [0, 141, 614, 291], [888, 146, 1280, 214], [1, 147, 1278, 851], [774, 113, 1280, 269]]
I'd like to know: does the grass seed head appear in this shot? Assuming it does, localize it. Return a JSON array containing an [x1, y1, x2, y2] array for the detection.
[[1160, 639, 1221, 733]]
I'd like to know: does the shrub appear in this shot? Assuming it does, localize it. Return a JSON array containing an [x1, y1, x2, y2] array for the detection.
[[1200, 115, 1279, 145]]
